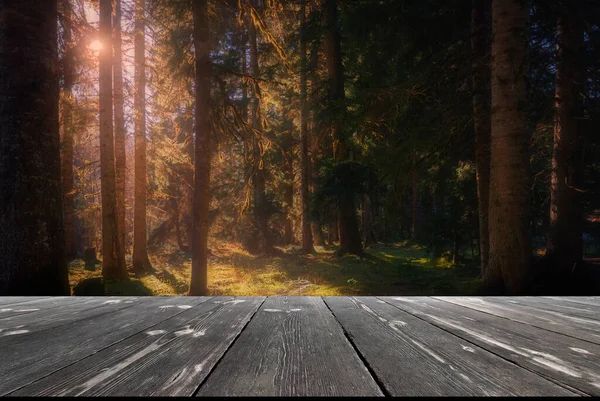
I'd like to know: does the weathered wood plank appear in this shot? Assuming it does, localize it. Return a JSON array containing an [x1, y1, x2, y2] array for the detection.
[[0, 297, 141, 338], [0, 296, 127, 321], [381, 296, 600, 395], [325, 296, 576, 396], [0, 306, 51, 319], [433, 297, 600, 345], [0, 297, 52, 307], [0, 296, 209, 395], [196, 296, 384, 396], [0, 296, 85, 318], [542, 297, 600, 308], [11, 297, 265, 396], [508, 296, 600, 321]]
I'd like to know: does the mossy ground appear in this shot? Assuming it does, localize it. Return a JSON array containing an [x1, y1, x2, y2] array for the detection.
[[69, 241, 483, 296]]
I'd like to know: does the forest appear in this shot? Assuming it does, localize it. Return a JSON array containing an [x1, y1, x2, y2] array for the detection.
[[0, 0, 599, 296]]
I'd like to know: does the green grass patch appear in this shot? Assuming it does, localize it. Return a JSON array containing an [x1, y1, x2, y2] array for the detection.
[[69, 241, 483, 296]]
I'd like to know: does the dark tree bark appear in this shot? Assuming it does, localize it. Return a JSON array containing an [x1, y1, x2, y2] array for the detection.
[[284, 153, 294, 245], [328, 220, 338, 245], [114, 0, 127, 256], [300, 0, 315, 253], [249, 4, 272, 255], [487, 0, 531, 294], [61, 0, 77, 260], [311, 212, 326, 246], [309, 37, 326, 247], [132, 0, 153, 274], [363, 194, 374, 246], [0, 0, 70, 295], [410, 152, 420, 240], [189, 0, 212, 296], [471, 0, 492, 277], [548, 10, 584, 275], [99, 0, 126, 280], [453, 231, 460, 264], [323, 0, 362, 256], [432, 166, 447, 258]]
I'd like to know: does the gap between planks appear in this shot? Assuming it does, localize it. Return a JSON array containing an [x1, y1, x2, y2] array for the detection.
[[321, 297, 392, 397], [375, 297, 588, 397], [3, 297, 213, 396], [432, 296, 600, 347], [190, 297, 267, 396]]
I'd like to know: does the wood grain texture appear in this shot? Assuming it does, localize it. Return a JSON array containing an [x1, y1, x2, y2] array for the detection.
[[381, 296, 600, 395], [0, 296, 84, 318], [542, 297, 600, 308], [325, 296, 575, 396], [0, 296, 209, 395], [503, 296, 600, 321], [434, 296, 600, 345], [0, 297, 136, 329], [0, 297, 52, 307], [12, 297, 264, 396], [1, 296, 598, 396], [196, 296, 384, 396]]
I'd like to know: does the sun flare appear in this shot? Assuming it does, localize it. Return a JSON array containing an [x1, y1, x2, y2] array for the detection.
[[89, 39, 102, 52]]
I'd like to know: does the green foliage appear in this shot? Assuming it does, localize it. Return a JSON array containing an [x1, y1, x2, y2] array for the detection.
[[69, 242, 482, 296]]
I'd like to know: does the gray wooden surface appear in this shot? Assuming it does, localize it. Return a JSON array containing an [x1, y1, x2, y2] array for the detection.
[[432, 296, 600, 345], [197, 296, 383, 397], [0, 296, 598, 396]]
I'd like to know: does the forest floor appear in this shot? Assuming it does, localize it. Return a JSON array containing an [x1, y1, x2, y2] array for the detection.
[[68, 241, 483, 296]]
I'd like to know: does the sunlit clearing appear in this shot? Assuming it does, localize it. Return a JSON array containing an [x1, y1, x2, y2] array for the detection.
[[89, 39, 102, 52]]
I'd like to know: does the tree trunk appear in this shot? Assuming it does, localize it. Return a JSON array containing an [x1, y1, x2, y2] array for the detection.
[[284, 153, 294, 245], [469, 227, 476, 263], [410, 152, 420, 240], [99, 0, 126, 280], [0, 0, 70, 295], [114, 0, 127, 257], [308, 36, 326, 247], [299, 0, 315, 253], [189, 0, 212, 296], [323, 0, 362, 256], [311, 220, 326, 247], [61, 0, 77, 260], [433, 165, 446, 258], [328, 220, 337, 245], [363, 194, 374, 247], [181, 106, 194, 251], [132, 0, 152, 274], [548, 10, 584, 275], [249, 7, 272, 255], [84, 248, 97, 271], [488, 0, 531, 294], [471, 0, 491, 277]]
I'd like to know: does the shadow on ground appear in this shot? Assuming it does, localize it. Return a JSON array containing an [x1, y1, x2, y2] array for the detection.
[[72, 276, 153, 296], [210, 241, 482, 296], [68, 241, 483, 296]]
